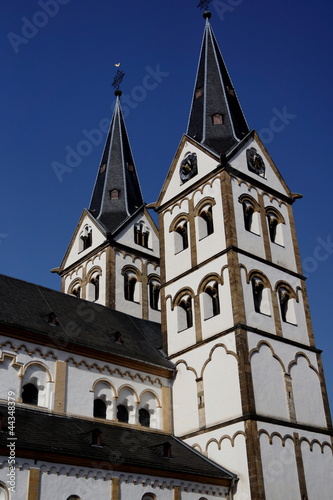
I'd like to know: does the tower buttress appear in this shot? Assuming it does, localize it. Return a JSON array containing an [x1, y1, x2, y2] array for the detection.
[[57, 91, 161, 322], [156, 10, 333, 500]]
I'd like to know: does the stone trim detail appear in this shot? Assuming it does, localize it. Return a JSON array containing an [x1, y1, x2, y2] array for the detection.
[[287, 204, 303, 275], [194, 294, 202, 343], [293, 432, 308, 499], [235, 328, 255, 415], [245, 420, 266, 499], [300, 281, 315, 347], [188, 197, 197, 269], [54, 360, 67, 413], [106, 246, 115, 309], [112, 476, 120, 500], [161, 385, 173, 433], [228, 251, 246, 325], [221, 170, 238, 247], [316, 352, 333, 430], [258, 192, 272, 262], [196, 377, 206, 429], [173, 485, 181, 500], [284, 373, 297, 422], [27, 467, 40, 500]]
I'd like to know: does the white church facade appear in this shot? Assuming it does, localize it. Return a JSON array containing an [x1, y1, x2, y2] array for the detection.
[[0, 8, 332, 500]]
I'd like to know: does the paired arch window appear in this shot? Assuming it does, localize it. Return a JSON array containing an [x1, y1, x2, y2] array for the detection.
[[139, 408, 150, 427], [149, 279, 160, 310], [124, 270, 139, 302], [117, 404, 129, 423], [239, 195, 260, 235], [278, 285, 297, 325], [197, 204, 214, 240], [174, 219, 188, 253], [177, 294, 193, 332], [134, 221, 150, 248], [22, 383, 38, 405], [86, 271, 100, 302], [79, 224, 92, 252], [251, 275, 271, 316], [266, 207, 285, 246], [93, 398, 107, 419], [202, 281, 220, 319], [69, 281, 81, 298]]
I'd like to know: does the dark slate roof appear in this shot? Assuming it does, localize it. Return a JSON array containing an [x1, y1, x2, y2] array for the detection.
[[187, 12, 249, 155], [0, 274, 173, 371], [0, 404, 236, 483], [89, 94, 144, 233]]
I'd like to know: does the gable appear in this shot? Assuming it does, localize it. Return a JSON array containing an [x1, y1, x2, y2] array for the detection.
[[157, 135, 220, 208], [113, 208, 160, 257], [228, 132, 292, 198], [59, 210, 106, 271]]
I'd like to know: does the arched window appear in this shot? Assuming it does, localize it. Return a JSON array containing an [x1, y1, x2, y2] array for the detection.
[[278, 286, 297, 325], [124, 271, 139, 302], [139, 408, 150, 427], [266, 207, 285, 246], [198, 205, 214, 240], [174, 220, 188, 253], [134, 221, 150, 248], [239, 195, 260, 235], [149, 279, 160, 310], [69, 281, 81, 298], [93, 399, 107, 419], [142, 494, 157, 500], [203, 281, 220, 319], [67, 496, 81, 500], [79, 224, 92, 252], [177, 294, 193, 332], [251, 276, 271, 316], [0, 483, 9, 500], [22, 383, 38, 405], [87, 271, 100, 302], [117, 404, 129, 423]]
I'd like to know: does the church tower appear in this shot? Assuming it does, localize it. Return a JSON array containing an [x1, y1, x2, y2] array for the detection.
[[155, 11, 333, 500], [56, 90, 161, 322]]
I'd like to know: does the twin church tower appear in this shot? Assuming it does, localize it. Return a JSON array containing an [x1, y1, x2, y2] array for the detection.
[[56, 10, 333, 500]]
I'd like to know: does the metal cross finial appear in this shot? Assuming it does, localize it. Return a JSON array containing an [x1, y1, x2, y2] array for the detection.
[[197, 0, 212, 10], [112, 69, 125, 91]]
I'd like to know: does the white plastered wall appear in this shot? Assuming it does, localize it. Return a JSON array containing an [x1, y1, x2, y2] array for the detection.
[[185, 422, 251, 500], [248, 332, 326, 428], [65, 354, 164, 428], [172, 333, 242, 435]]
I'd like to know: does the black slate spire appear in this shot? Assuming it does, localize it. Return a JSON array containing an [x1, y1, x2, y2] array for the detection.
[[187, 12, 249, 154], [89, 91, 144, 233]]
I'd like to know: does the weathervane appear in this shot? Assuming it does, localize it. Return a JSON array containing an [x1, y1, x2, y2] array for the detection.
[[197, 0, 212, 10], [112, 66, 125, 92]]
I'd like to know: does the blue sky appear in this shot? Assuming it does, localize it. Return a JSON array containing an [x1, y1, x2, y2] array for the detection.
[[2, 0, 333, 407]]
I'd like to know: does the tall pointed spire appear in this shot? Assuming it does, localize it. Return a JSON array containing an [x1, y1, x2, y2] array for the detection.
[[187, 11, 249, 154], [89, 90, 144, 233]]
